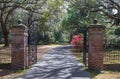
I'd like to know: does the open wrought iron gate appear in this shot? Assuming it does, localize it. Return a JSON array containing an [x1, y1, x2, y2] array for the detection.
[[73, 27, 88, 66], [28, 23, 38, 66], [83, 28, 88, 66]]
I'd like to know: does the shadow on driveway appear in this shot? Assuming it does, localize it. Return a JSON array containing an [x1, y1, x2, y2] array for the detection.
[[17, 45, 92, 79]]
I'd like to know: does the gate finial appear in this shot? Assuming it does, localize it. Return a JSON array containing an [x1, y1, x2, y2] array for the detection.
[[18, 19, 22, 24], [93, 19, 97, 24]]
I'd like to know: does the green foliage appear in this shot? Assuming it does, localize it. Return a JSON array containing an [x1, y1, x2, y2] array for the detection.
[[114, 27, 120, 36], [62, 0, 105, 32], [105, 26, 120, 49], [53, 31, 65, 43], [2, 0, 119, 46], [37, 30, 69, 45], [61, 0, 106, 43]]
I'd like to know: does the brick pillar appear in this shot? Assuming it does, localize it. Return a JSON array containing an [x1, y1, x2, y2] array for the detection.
[[11, 22, 28, 69], [88, 20, 105, 71]]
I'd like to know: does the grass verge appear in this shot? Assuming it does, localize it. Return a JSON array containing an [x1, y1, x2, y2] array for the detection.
[[71, 48, 120, 79], [0, 63, 28, 79]]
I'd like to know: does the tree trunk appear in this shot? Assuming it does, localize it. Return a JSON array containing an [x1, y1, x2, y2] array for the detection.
[[4, 32, 9, 47], [69, 32, 73, 43], [1, 23, 9, 47]]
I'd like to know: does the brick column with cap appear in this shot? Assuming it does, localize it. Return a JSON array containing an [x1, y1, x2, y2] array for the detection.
[[88, 20, 105, 71], [11, 21, 28, 69]]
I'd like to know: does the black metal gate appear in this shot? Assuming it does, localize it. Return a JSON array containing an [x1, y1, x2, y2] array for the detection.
[[0, 33, 11, 64], [83, 28, 88, 66], [71, 27, 88, 66], [104, 27, 120, 69], [28, 23, 38, 66]]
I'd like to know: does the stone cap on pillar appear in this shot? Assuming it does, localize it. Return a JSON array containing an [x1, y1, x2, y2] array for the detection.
[[11, 19, 28, 30], [11, 19, 28, 35], [88, 19, 106, 28]]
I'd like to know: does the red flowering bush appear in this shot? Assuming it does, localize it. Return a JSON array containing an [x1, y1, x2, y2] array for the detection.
[[71, 35, 83, 48]]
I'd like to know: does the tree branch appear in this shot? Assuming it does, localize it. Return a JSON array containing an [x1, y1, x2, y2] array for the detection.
[[109, 0, 120, 9], [4, 4, 19, 24]]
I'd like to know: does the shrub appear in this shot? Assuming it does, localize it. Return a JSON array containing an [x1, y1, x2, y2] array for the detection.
[[71, 35, 83, 48]]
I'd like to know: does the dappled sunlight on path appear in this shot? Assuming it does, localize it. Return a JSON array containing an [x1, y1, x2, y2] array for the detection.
[[17, 46, 92, 79]]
